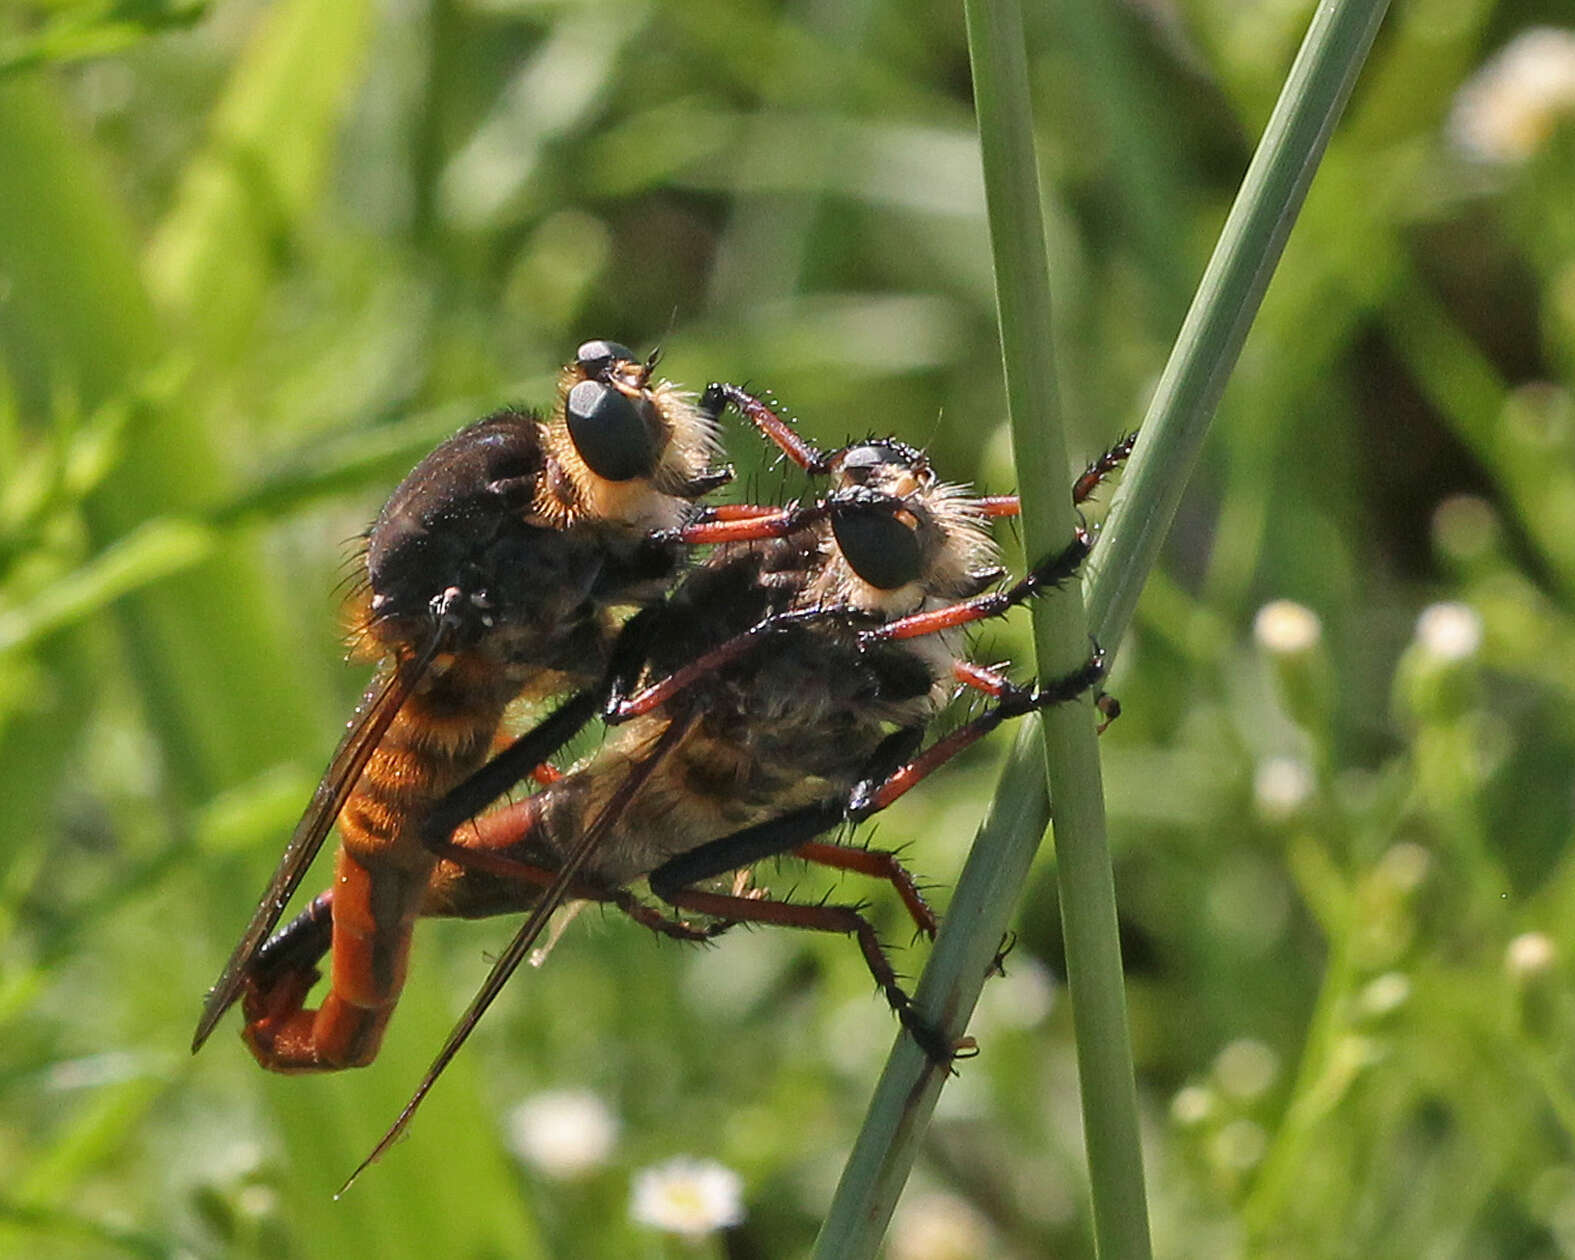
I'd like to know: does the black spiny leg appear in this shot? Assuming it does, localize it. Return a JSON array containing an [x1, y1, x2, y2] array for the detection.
[[249, 891, 334, 992], [848, 651, 1107, 820], [648, 805, 847, 901], [646, 788, 961, 1064], [419, 607, 665, 862], [414, 685, 603, 861]]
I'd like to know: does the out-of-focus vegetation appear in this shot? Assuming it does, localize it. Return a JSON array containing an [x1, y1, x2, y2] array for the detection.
[[1, 0, 1573, 1255]]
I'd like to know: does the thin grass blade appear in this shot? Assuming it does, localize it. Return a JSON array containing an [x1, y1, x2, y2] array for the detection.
[[814, 0, 1392, 1254]]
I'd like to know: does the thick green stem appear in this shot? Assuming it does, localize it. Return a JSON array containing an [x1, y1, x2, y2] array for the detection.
[[814, 0, 1391, 1254]]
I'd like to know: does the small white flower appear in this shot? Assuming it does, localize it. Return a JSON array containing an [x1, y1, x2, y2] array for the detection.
[[1357, 971, 1412, 1019], [1213, 1038, 1279, 1102], [630, 1156, 745, 1238], [1414, 601, 1483, 662], [1170, 1084, 1216, 1128], [1507, 931, 1557, 980], [1449, 28, 1575, 163], [1253, 756, 1314, 822], [1376, 842, 1432, 894], [1210, 1119, 1268, 1172], [1253, 600, 1321, 655], [236, 1184, 279, 1221], [507, 1089, 619, 1180]]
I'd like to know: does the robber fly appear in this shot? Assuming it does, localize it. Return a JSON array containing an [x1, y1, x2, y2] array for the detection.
[[269, 391, 1133, 1183], [191, 341, 786, 1071]]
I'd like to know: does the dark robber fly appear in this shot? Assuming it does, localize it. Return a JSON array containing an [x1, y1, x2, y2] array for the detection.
[[254, 385, 1132, 1181], [190, 342, 813, 1071]]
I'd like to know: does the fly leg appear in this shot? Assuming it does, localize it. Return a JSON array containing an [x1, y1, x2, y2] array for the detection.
[[642, 653, 1107, 1065], [660, 884, 962, 1064], [857, 533, 1094, 648], [705, 382, 1135, 508], [792, 843, 938, 942], [422, 796, 725, 944], [847, 653, 1108, 820], [644, 790, 962, 1066]]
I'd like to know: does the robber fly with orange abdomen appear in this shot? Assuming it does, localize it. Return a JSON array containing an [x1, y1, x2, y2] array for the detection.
[[250, 388, 1133, 1182], [190, 343, 827, 1072]]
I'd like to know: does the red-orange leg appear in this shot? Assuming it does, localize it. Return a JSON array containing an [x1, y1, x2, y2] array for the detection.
[[958, 655, 1120, 732], [425, 798, 726, 944], [849, 650, 1107, 819], [673, 503, 831, 546], [959, 652, 1121, 733], [952, 658, 1011, 698], [702, 382, 832, 473], [1073, 432, 1137, 505], [707, 503, 793, 521], [970, 432, 1131, 521], [794, 841, 938, 940], [861, 533, 1092, 646], [976, 495, 1020, 518], [661, 886, 962, 1062]]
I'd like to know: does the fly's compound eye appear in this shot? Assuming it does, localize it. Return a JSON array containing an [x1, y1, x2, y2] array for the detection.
[[837, 443, 901, 483], [575, 340, 637, 381], [566, 379, 659, 482], [832, 504, 924, 590], [835, 440, 928, 490]]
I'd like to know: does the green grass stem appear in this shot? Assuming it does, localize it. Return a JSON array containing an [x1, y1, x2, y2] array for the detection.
[[813, 0, 1391, 1254]]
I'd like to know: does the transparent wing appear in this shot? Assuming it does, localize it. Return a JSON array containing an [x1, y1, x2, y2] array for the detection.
[[339, 713, 692, 1193], [191, 633, 447, 1052]]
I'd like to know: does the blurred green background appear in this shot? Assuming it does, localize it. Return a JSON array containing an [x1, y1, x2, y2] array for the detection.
[[3, 0, 1575, 1255]]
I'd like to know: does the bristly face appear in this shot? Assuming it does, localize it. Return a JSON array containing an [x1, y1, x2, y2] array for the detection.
[[538, 340, 724, 533], [805, 440, 998, 617]]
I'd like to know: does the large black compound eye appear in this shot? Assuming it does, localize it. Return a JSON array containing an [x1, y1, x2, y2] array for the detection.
[[566, 379, 659, 482], [836, 442, 906, 485], [832, 504, 924, 590], [575, 340, 636, 381]]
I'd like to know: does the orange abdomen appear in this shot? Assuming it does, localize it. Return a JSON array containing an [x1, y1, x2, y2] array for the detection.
[[333, 658, 510, 991], [243, 657, 512, 1070]]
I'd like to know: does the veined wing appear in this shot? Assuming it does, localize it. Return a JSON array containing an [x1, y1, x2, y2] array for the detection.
[[191, 631, 449, 1052], [339, 712, 693, 1194]]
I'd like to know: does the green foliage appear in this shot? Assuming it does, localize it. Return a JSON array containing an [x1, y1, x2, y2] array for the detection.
[[1, 0, 1573, 1256], [1, 3, 209, 79]]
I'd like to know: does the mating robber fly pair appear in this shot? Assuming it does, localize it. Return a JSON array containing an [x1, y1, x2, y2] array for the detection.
[[191, 339, 1131, 1183]]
